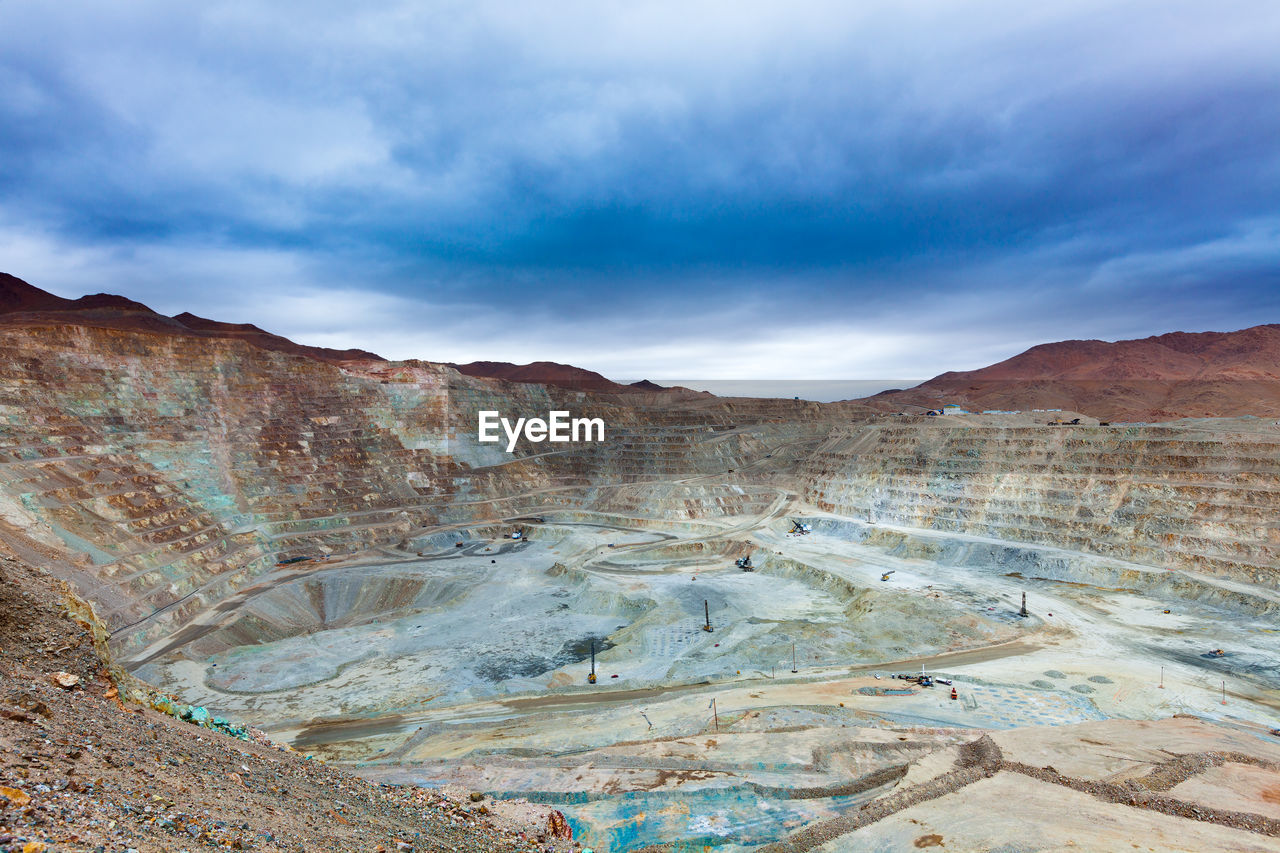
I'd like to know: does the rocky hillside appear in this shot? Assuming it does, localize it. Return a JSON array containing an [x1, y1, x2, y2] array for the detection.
[[451, 360, 630, 392], [4, 273, 1280, 851], [0, 551, 566, 853], [0, 273, 382, 364], [3, 270, 1280, 659], [1, 272, 663, 392], [799, 420, 1280, 591], [873, 324, 1280, 420], [0, 316, 861, 661]]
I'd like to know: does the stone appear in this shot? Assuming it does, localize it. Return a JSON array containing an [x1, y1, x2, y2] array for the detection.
[[0, 786, 31, 806], [48, 670, 79, 689], [547, 809, 572, 840]]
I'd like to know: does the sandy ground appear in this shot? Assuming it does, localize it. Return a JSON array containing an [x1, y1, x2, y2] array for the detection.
[[828, 772, 1280, 853]]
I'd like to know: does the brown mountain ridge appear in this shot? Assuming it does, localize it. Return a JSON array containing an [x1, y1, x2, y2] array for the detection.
[[0, 272, 674, 391], [450, 360, 632, 392], [6, 271, 1280, 418], [876, 324, 1280, 421], [0, 272, 385, 363]]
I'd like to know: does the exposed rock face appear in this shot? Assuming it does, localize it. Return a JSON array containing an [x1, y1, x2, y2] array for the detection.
[[0, 321, 856, 657], [800, 422, 1280, 590], [0, 551, 559, 853], [1, 271, 1279, 662], [5, 275, 1280, 851], [876, 324, 1280, 420]]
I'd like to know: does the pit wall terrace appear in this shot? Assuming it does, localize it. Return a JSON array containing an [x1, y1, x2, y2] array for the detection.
[[798, 423, 1280, 590], [5, 325, 1277, 661], [0, 326, 847, 655]]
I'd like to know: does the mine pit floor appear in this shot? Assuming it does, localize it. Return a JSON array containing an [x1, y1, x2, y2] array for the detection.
[[131, 506, 1280, 851]]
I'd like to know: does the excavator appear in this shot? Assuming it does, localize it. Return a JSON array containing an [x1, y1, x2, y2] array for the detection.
[[881, 570, 895, 582], [736, 553, 754, 571], [588, 640, 597, 684], [790, 520, 812, 535]]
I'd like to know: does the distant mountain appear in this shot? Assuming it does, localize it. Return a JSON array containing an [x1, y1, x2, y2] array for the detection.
[[0, 273, 672, 389], [0, 272, 383, 363], [874, 325, 1280, 420], [171, 312, 383, 363], [451, 360, 631, 392], [22, 271, 1277, 419]]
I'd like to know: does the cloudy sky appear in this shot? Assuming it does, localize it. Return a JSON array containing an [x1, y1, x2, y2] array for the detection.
[[2, 1, 1278, 383]]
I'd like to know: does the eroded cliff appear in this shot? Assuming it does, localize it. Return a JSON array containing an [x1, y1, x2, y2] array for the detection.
[[0, 324, 853, 657]]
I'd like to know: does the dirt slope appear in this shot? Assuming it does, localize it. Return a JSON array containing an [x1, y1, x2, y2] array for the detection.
[[0, 552, 564, 853]]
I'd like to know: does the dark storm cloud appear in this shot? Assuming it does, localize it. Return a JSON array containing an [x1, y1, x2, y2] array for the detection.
[[1, 1, 1278, 377]]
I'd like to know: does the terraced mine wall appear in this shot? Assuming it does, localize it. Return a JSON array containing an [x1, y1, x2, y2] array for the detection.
[[800, 423, 1280, 589], [0, 325, 841, 654], [6, 323, 1278, 665]]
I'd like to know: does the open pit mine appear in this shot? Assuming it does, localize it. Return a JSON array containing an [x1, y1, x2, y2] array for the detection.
[[1, 283, 1280, 852]]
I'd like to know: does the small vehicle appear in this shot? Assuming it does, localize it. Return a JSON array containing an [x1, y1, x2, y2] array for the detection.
[[897, 673, 934, 687]]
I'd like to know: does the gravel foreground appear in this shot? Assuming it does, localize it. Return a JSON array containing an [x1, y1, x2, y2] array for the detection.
[[0, 553, 579, 853]]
